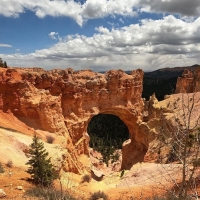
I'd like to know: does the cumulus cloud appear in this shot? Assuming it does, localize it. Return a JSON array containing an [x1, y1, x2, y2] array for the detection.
[[1, 0, 200, 26], [0, 0, 138, 26], [48, 32, 60, 40], [35, 15, 200, 58], [139, 0, 200, 17], [1, 15, 200, 71], [0, 44, 12, 48]]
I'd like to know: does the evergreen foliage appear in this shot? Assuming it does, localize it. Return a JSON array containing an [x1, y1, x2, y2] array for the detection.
[[88, 114, 129, 165], [0, 58, 7, 68], [142, 77, 177, 101], [26, 135, 57, 186], [3, 61, 7, 68], [0, 58, 3, 67]]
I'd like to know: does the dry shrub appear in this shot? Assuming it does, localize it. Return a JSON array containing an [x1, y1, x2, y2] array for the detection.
[[25, 187, 77, 200], [81, 174, 91, 183], [6, 160, 13, 168], [89, 191, 108, 200], [46, 135, 55, 144]]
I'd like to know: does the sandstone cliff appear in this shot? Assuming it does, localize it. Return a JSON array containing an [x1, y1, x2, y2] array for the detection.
[[0, 67, 145, 173], [175, 65, 200, 93]]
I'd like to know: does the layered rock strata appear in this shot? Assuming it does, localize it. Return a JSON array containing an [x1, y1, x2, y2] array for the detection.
[[175, 65, 200, 93], [0, 67, 145, 173]]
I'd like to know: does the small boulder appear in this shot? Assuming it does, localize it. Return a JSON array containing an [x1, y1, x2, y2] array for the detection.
[[91, 167, 104, 181], [0, 189, 6, 198], [16, 186, 23, 190]]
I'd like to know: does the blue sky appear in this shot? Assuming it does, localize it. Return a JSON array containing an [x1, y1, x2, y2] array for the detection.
[[0, 0, 200, 72]]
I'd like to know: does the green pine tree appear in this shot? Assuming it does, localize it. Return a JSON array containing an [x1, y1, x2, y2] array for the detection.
[[26, 135, 57, 186], [3, 61, 7, 68], [0, 58, 3, 68]]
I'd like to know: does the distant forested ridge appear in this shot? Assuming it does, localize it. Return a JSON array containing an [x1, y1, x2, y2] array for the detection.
[[142, 64, 199, 100]]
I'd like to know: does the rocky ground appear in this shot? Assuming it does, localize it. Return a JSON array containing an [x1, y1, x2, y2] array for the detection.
[[0, 160, 185, 200]]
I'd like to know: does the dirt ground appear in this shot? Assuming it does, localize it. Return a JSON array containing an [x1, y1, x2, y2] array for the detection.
[[0, 163, 174, 200]]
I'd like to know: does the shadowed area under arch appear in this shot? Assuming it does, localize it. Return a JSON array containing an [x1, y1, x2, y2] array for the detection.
[[87, 114, 130, 165]]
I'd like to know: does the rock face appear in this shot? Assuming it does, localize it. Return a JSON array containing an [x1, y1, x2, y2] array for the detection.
[[175, 65, 200, 93], [0, 67, 145, 173]]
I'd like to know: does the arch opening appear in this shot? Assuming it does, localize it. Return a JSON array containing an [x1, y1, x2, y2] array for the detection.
[[87, 113, 130, 171]]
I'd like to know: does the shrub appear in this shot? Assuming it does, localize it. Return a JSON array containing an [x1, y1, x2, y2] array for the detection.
[[0, 162, 4, 173], [46, 135, 55, 144], [6, 160, 13, 168], [120, 169, 125, 178], [89, 191, 108, 200], [81, 174, 91, 183], [25, 187, 77, 200], [147, 192, 193, 200]]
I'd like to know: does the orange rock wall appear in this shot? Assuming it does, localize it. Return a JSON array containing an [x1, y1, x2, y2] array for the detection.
[[0, 67, 145, 173], [175, 66, 200, 93]]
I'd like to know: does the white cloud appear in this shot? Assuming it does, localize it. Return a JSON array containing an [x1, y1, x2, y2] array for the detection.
[[0, 0, 139, 26], [1, 0, 200, 26], [1, 16, 200, 71], [119, 18, 124, 24], [0, 44, 12, 48], [40, 15, 200, 57], [95, 26, 110, 34], [48, 32, 59, 40], [81, 0, 138, 19]]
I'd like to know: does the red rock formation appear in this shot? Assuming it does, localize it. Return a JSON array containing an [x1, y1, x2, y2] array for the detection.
[[0, 67, 145, 173], [175, 66, 200, 93]]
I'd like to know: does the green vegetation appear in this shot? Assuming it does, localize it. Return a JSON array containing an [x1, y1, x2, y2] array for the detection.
[[0, 57, 8, 68], [88, 114, 129, 165], [142, 77, 177, 101], [26, 135, 58, 186]]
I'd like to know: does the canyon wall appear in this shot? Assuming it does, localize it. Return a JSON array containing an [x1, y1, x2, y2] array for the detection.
[[175, 65, 200, 93], [0, 67, 146, 173]]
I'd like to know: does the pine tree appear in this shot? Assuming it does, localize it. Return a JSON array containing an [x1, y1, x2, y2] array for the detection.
[[3, 61, 7, 68], [0, 58, 3, 68], [26, 135, 57, 186]]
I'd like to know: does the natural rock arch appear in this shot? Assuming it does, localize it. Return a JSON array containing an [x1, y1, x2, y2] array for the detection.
[[83, 109, 148, 170], [0, 67, 148, 174], [60, 69, 147, 173]]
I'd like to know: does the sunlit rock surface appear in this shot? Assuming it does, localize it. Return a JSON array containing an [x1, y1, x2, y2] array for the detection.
[[0, 67, 146, 173]]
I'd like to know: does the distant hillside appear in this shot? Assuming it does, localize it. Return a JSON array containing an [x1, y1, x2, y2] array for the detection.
[[142, 64, 199, 101], [144, 64, 199, 79], [142, 77, 177, 101]]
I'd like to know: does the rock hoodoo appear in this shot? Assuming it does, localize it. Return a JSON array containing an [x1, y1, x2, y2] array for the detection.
[[175, 65, 200, 93], [0, 67, 146, 173]]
